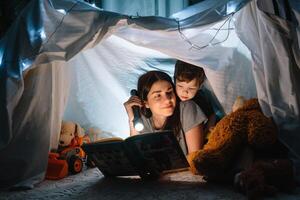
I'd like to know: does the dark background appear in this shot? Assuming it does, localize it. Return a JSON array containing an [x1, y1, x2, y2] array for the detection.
[[0, 0, 204, 39]]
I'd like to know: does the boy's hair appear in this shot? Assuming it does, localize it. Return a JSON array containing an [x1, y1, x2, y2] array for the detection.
[[174, 60, 205, 86]]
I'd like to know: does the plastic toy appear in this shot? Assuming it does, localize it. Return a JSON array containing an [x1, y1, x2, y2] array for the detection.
[[46, 135, 88, 180]]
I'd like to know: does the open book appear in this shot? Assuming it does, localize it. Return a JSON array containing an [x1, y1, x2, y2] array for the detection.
[[82, 131, 189, 178]]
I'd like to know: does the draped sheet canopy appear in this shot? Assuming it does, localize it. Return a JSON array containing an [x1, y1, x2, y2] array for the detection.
[[0, 0, 299, 188]]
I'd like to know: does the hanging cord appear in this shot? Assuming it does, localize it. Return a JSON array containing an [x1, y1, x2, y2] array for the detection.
[[177, 12, 235, 51], [2, 1, 79, 76]]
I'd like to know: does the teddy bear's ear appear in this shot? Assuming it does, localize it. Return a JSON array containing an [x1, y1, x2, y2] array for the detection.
[[75, 123, 85, 137], [232, 96, 246, 112]]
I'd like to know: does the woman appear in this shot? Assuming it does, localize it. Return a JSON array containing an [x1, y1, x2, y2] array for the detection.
[[124, 71, 207, 155]]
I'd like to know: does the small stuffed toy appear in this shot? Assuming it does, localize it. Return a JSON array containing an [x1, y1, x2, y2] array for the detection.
[[187, 98, 277, 178], [59, 121, 89, 148]]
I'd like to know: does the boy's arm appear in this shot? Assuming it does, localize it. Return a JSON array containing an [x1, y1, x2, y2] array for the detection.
[[180, 101, 206, 153], [185, 125, 204, 175], [185, 124, 205, 153]]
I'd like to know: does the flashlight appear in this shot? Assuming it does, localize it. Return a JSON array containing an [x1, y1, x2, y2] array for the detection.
[[130, 89, 144, 132]]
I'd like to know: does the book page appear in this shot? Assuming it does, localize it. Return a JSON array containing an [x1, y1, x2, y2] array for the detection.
[[82, 141, 139, 176], [92, 137, 124, 143], [125, 131, 189, 173]]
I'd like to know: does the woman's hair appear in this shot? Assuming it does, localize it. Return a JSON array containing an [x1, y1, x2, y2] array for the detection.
[[174, 60, 205, 86], [137, 70, 181, 137]]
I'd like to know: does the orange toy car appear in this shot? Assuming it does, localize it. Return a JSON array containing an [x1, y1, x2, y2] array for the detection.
[[46, 136, 90, 180]]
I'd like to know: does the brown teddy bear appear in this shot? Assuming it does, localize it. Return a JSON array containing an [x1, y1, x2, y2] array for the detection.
[[188, 98, 277, 178], [187, 97, 295, 198], [235, 159, 295, 199]]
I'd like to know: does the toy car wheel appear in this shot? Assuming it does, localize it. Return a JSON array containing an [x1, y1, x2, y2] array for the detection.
[[69, 155, 83, 174]]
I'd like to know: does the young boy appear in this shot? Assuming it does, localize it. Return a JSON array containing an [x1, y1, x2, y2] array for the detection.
[[174, 60, 223, 135]]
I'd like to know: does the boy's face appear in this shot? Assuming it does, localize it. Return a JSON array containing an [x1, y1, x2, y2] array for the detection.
[[176, 78, 199, 101]]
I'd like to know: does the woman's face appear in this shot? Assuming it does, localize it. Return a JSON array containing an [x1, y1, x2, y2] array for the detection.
[[144, 80, 176, 118]]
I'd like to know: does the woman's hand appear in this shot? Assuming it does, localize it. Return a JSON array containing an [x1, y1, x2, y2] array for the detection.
[[124, 95, 143, 136], [123, 95, 143, 121]]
